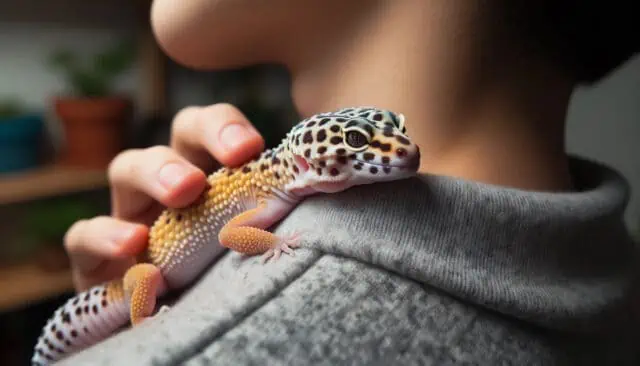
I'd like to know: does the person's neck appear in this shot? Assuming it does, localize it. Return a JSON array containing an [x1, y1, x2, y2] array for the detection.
[[284, 1, 575, 192]]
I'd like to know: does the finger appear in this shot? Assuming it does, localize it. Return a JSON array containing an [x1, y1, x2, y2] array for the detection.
[[64, 216, 149, 274], [108, 146, 208, 218], [170, 103, 265, 169]]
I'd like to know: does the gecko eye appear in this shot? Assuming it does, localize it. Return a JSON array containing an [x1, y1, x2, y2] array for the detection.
[[344, 129, 369, 150]]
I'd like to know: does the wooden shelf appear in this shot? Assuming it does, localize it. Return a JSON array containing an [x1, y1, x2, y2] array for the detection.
[[0, 165, 108, 205], [0, 261, 73, 312]]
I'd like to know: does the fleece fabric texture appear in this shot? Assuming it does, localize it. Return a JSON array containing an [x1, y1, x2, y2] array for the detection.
[[60, 157, 640, 366]]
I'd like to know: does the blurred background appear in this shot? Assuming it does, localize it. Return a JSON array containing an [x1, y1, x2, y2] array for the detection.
[[0, 1, 637, 364]]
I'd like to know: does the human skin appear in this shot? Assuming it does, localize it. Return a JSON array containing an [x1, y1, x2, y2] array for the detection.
[[65, 0, 577, 291]]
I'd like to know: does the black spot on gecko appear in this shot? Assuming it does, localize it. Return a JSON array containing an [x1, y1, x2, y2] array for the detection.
[[50, 324, 56, 332], [101, 299, 108, 307], [93, 289, 100, 295], [304, 149, 311, 158], [242, 166, 251, 173], [396, 135, 411, 145], [283, 159, 288, 168], [345, 120, 358, 128], [302, 130, 313, 144], [61, 311, 71, 324], [380, 143, 391, 152], [348, 154, 357, 160], [336, 148, 346, 155], [72, 298, 79, 306], [260, 164, 268, 171], [316, 129, 327, 142], [274, 172, 280, 180], [71, 330, 78, 338], [317, 146, 327, 154], [336, 117, 347, 122], [381, 156, 390, 164], [330, 136, 342, 145], [337, 156, 347, 165], [272, 157, 281, 165], [84, 306, 89, 314], [383, 127, 394, 137], [55, 331, 64, 340], [383, 166, 391, 174], [318, 160, 326, 168], [176, 214, 183, 221], [75, 307, 82, 316], [316, 168, 322, 175], [84, 293, 90, 301], [363, 124, 375, 136], [292, 165, 299, 174], [330, 168, 340, 176], [363, 153, 375, 161], [306, 120, 316, 127], [318, 118, 331, 126], [92, 305, 98, 314], [373, 113, 383, 121], [370, 166, 379, 174], [330, 125, 340, 133]]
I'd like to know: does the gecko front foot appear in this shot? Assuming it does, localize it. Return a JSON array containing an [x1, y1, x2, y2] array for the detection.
[[156, 305, 171, 315], [261, 231, 303, 263]]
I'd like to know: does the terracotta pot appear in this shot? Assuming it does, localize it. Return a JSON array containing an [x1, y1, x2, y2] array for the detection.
[[54, 96, 130, 169]]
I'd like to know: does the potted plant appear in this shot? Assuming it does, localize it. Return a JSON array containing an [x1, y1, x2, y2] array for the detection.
[[49, 40, 135, 169], [0, 98, 44, 174]]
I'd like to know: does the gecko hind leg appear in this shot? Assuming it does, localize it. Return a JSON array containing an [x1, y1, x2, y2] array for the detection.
[[122, 263, 168, 326]]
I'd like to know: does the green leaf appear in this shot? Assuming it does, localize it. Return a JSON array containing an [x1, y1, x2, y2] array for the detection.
[[48, 39, 135, 97]]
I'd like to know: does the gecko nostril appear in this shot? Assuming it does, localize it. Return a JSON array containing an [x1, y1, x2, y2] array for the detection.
[[396, 148, 408, 158]]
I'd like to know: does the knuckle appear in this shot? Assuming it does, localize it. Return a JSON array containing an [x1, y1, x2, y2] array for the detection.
[[108, 148, 142, 183], [63, 219, 89, 250], [171, 106, 201, 136], [205, 102, 238, 115], [144, 145, 173, 158]]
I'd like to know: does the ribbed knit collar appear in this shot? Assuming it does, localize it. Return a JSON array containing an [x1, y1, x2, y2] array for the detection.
[[276, 156, 639, 333]]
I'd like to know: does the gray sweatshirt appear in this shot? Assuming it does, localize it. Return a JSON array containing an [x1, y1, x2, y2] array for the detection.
[[61, 157, 640, 365]]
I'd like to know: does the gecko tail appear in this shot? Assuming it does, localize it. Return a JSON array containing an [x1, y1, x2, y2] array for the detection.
[[31, 280, 130, 366]]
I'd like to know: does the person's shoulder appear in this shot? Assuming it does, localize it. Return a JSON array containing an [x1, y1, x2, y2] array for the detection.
[[191, 254, 568, 365]]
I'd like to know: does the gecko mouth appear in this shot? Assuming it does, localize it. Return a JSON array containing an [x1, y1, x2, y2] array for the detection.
[[354, 157, 420, 171]]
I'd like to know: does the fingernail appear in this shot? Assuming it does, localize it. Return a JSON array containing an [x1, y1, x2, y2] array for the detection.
[[158, 162, 193, 189], [219, 123, 256, 150]]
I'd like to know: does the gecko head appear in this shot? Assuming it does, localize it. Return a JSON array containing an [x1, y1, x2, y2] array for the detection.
[[285, 107, 421, 194]]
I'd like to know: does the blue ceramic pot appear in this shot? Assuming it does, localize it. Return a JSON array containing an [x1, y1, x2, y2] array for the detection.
[[0, 114, 43, 173]]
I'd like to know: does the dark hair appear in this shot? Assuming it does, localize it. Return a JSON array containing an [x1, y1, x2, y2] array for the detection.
[[500, 0, 639, 84]]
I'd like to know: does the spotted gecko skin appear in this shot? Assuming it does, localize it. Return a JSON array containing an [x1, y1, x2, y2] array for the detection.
[[31, 106, 421, 365]]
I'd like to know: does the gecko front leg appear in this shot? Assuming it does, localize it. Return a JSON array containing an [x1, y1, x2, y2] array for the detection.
[[218, 197, 301, 263]]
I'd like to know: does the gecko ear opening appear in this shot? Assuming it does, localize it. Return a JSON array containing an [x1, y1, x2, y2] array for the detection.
[[293, 154, 310, 172]]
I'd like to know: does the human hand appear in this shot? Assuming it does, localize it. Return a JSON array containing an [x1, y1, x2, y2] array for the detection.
[[63, 104, 265, 291]]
